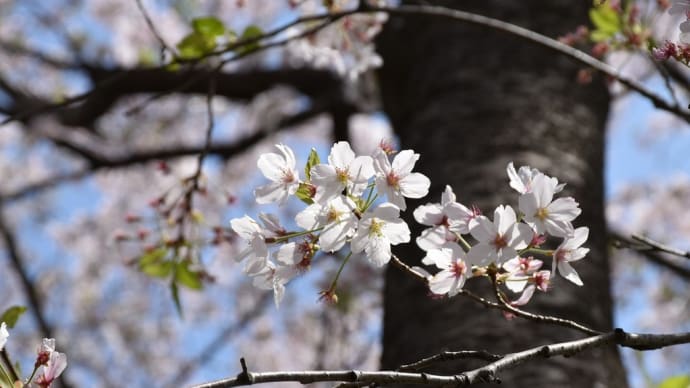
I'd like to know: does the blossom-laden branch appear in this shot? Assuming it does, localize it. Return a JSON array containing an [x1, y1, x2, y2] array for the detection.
[[191, 329, 690, 388]]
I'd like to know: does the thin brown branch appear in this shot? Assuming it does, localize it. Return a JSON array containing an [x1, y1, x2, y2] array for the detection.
[[135, 0, 175, 57], [397, 350, 503, 372], [490, 276, 601, 336], [189, 329, 690, 387]]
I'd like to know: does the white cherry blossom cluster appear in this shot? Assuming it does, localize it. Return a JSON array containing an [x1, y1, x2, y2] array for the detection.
[[286, 0, 389, 80], [232, 143, 591, 309], [418, 162, 589, 306], [230, 141, 430, 305]]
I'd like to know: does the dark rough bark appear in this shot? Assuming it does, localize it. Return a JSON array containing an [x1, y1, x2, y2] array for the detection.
[[377, 1, 628, 387]]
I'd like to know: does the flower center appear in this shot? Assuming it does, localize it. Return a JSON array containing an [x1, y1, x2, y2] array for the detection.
[[336, 168, 349, 184], [326, 206, 341, 223], [555, 249, 569, 262], [493, 234, 508, 249], [282, 169, 296, 184], [451, 260, 466, 277], [386, 172, 400, 189], [536, 207, 549, 221], [369, 219, 384, 237]]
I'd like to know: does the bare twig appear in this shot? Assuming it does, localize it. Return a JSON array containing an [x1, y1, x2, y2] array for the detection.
[[490, 276, 601, 336], [397, 350, 503, 372], [631, 233, 690, 259], [135, 0, 175, 58]]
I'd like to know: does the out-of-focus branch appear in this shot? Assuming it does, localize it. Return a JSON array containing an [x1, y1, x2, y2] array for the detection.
[[0, 209, 74, 388], [190, 329, 690, 388], [0, 101, 341, 203], [166, 293, 272, 388], [1, 68, 341, 128], [610, 231, 690, 280]]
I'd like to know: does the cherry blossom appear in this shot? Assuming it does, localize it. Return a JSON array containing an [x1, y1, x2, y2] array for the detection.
[[0, 322, 7, 351], [373, 149, 430, 211], [552, 226, 590, 286], [424, 243, 470, 297], [310, 141, 374, 202], [229, 215, 271, 274], [255, 144, 300, 205], [506, 162, 564, 195], [467, 205, 532, 265], [502, 256, 543, 293], [295, 195, 358, 252], [34, 339, 68, 388], [519, 173, 580, 237], [414, 185, 477, 251], [351, 203, 411, 266], [250, 261, 299, 307]]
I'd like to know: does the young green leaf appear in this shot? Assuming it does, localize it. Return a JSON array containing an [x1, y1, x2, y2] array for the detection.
[[295, 183, 315, 205], [0, 306, 27, 328], [657, 375, 690, 388], [175, 261, 203, 290], [236, 25, 264, 55], [192, 17, 225, 37], [176, 32, 216, 59], [170, 282, 184, 318], [304, 148, 320, 181]]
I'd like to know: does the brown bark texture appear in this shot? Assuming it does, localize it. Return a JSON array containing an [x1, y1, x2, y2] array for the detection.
[[377, 1, 628, 387]]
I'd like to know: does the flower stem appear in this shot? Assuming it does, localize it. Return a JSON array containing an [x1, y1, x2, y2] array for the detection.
[[328, 251, 353, 292]]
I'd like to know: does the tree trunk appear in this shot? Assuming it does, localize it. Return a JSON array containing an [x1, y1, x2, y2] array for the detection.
[[377, 1, 628, 386]]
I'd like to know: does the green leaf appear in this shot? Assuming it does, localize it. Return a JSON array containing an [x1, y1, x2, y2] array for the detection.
[[304, 148, 320, 181], [141, 260, 174, 278], [139, 247, 167, 266], [658, 375, 690, 388], [175, 261, 203, 290], [176, 32, 216, 59], [139, 248, 173, 277], [170, 282, 184, 319], [192, 17, 225, 37], [295, 183, 315, 205], [237, 25, 263, 55], [0, 306, 27, 328], [589, 1, 621, 41]]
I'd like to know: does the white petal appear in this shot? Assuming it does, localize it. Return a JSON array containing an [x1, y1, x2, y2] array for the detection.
[[532, 174, 555, 207], [507, 162, 527, 193], [349, 155, 375, 181], [423, 248, 452, 268], [230, 216, 261, 240], [557, 261, 583, 286], [494, 205, 517, 236], [391, 149, 419, 175], [257, 152, 287, 182], [366, 236, 391, 266], [413, 204, 444, 226], [547, 197, 581, 221], [254, 182, 288, 205], [441, 185, 456, 205], [329, 141, 356, 169], [399, 173, 431, 199], [429, 271, 455, 295], [469, 215, 495, 243], [295, 204, 322, 230], [467, 243, 494, 266], [384, 219, 411, 245], [416, 227, 448, 251]]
